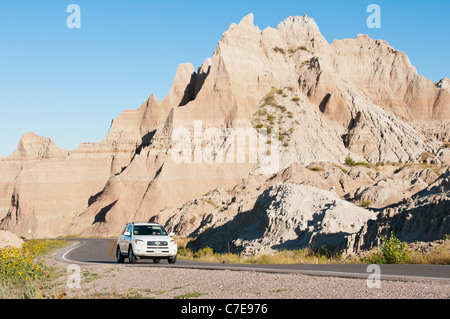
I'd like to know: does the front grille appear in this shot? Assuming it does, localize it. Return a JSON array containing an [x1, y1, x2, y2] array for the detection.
[[147, 241, 168, 246]]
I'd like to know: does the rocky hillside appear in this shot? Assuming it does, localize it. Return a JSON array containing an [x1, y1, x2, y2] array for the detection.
[[0, 14, 448, 254], [349, 167, 450, 253], [188, 183, 376, 255]]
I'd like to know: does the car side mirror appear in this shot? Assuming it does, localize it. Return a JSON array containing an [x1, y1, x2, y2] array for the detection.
[[169, 232, 175, 237], [124, 231, 131, 237]]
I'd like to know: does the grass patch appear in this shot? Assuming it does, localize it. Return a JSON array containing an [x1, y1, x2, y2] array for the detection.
[[266, 114, 276, 123], [360, 200, 372, 208], [274, 288, 291, 293], [273, 46, 285, 55], [406, 238, 450, 265], [177, 234, 450, 265], [204, 199, 218, 209], [178, 245, 344, 265], [421, 151, 435, 163], [175, 292, 207, 299], [287, 46, 309, 54], [261, 92, 277, 107], [355, 162, 372, 168]]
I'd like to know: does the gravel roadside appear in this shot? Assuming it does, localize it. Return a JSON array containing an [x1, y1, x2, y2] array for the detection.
[[47, 258, 449, 299]]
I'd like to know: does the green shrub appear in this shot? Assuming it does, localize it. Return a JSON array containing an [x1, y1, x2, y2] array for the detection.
[[381, 233, 411, 264], [344, 154, 356, 166], [262, 93, 276, 107], [360, 200, 372, 208], [267, 114, 276, 122], [362, 232, 411, 264], [257, 109, 267, 116], [273, 46, 285, 54], [194, 246, 216, 258]]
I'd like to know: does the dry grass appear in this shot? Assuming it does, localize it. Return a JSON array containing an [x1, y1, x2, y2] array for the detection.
[[175, 236, 450, 265], [176, 239, 345, 265], [407, 241, 450, 265]]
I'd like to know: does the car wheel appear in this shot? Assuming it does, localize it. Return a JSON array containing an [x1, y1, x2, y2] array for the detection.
[[128, 246, 137, 264], [116, 246, 125, 263], [168, 255, 177, 264], [153, 258, 160, 263]]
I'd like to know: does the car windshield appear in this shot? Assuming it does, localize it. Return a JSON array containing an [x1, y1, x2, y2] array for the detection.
[[133, 225, 167, 236]]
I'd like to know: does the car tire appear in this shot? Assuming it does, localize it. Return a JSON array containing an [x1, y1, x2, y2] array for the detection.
[[153, 258, 160, 263], [168, 255, 177, 264], [128, 246, 137, 264], [116, 246, 125, 263]]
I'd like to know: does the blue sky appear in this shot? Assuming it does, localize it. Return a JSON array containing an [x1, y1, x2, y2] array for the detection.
[[0, 0, 449, 157]]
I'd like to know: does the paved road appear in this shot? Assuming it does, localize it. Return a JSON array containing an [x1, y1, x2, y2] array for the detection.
[[56, 238, 450, 281]]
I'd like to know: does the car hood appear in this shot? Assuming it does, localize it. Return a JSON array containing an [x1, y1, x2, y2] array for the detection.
[[134, 235, 172, 242]]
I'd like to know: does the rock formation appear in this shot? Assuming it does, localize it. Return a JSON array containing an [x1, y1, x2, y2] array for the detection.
[[0, 14, 448, 254], [188, 183, 376, 255], [0, 230, 24, 249], [349, 167, 450, 253]]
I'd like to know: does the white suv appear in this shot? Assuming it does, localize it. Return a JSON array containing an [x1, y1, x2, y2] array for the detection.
[[116, 222, 178, 264]]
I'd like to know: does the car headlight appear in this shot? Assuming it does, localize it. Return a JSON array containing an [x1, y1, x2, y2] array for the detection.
[[169, 239, 176, 245], [135, 239, 145, 246]]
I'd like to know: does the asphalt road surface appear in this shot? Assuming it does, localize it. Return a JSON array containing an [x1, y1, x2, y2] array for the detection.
[[56, 238, 450, 281]]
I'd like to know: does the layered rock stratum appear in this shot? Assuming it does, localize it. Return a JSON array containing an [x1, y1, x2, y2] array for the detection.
[[1, 14, 449, 254]]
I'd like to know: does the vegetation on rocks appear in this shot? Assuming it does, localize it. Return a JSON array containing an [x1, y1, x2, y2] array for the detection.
[[176, 233, 450, 265], [0, 239, 68, 298], [361, 233, 450, 265]]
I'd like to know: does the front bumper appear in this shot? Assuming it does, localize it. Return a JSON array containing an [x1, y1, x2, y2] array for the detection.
[[133, 244, 177, 258]]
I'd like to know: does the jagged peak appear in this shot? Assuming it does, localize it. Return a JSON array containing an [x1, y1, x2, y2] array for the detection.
[[276, 14, 322, 35], [147, 93, 159, 105], [162, 63, 196, 107], [273, 14, 328, 49], [277, 14, 316, 27], [198, 58, 212, 74], [437, 77, 450, 90], [238, 13, 254, 27], [8, 132, 68, 160], [333, 33, 393, 50], [221, 13, 261, 42]]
